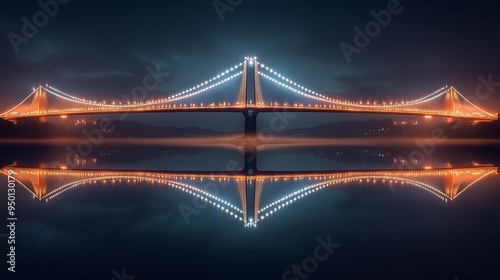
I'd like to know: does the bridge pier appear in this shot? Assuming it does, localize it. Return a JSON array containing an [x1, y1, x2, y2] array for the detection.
[[242, 109, 259, 175], [243, 109, 258, 137], [243, 145, 258, 175]]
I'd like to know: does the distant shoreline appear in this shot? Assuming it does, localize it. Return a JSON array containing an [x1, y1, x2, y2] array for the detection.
[[0, 137, 499, 146]]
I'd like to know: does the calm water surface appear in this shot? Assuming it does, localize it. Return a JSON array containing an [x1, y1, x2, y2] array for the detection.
[[1, 143, 500, 280]]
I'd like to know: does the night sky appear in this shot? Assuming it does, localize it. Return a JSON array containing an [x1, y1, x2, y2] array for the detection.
[[1, 0, 500, 128]]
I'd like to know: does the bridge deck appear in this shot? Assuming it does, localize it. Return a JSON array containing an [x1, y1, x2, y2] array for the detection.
[[2, 106, 498, 121]]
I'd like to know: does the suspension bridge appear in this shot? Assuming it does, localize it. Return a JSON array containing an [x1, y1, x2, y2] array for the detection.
[[1, 57, 498, 128], [3, 165, 497, 228]]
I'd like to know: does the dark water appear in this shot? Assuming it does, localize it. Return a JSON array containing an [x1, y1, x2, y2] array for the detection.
[[1, 143, 500, 280]]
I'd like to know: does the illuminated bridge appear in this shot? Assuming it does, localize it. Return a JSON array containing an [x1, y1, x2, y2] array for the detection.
[[1, 57, 498, 125], [3, 166, 497, 228]]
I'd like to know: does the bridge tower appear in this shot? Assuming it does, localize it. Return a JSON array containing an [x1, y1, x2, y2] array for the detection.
[[444, 87, 463, 115], [241, 57, 261, 175], [237, 59, 248, 106], [253, 58, 264, 106], [31, 86, 48, 122]]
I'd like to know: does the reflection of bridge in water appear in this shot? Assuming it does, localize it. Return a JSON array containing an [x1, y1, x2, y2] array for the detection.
[[3, 166, 498, 227]]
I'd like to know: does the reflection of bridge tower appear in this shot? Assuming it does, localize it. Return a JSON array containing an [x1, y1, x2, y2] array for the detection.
[[236, 178, 248, 224], [236, 176, 263, 227], [31, 86, 48, 122], [12, 170, 47, 199], [444, 173, 462, 200], [442, 168, 498, 200], [253, 178, 263, 224], [445, 87, 463, 114], [33, 173, 47, 198]]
